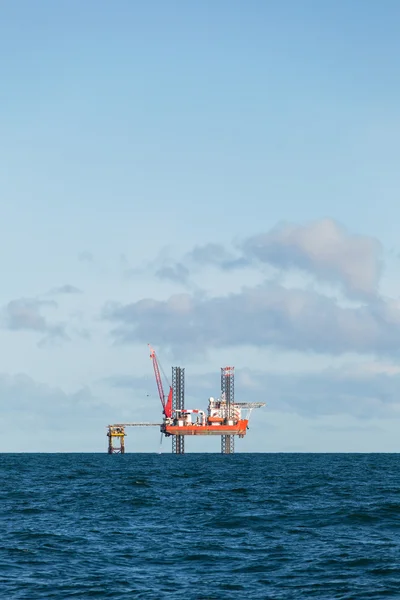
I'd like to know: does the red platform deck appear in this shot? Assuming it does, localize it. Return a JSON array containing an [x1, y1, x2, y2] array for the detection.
[[164, 419, 249, 436]]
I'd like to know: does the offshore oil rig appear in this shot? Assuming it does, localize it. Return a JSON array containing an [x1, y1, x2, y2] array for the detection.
[[107, 345, 265, 454]]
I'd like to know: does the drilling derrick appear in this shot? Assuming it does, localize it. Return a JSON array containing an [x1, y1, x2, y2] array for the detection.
[[221, 366, 235, 454], [172, 367, 185, 454]]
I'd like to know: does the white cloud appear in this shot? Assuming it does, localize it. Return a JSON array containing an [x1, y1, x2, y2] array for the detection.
[[103, 282, 400, 358], [242, 218, 382, 298]]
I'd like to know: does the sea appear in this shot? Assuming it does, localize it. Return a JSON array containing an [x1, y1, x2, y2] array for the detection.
[[1, 453, 400, 599]]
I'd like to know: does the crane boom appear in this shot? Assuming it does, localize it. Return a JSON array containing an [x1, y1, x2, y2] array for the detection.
[[148, 344, 173, 418]]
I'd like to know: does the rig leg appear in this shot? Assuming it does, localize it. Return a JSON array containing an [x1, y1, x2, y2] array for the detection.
[[108, 428, 113, 454], [172, 366, 185, 454], [221, 435, 235, 454], [172, 434, 185, 454], [107, 426, 126, 454]]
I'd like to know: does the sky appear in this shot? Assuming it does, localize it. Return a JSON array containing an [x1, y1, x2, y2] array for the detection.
[[2, 0, 400, 452]]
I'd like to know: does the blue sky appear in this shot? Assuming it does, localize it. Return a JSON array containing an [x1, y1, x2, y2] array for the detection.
[[2, 1, 400, 452]]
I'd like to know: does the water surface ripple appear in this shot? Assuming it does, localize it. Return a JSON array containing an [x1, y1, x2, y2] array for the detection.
[[1, 453, 400, 598]]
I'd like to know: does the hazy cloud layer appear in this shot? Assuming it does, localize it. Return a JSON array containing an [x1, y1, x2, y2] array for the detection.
[[235, 368, 400, 419], [78, 251, 94, 263], [0, 373, 94, 418], [155, 263, 190, 284], [186, 243, 242, 270], [2, 298, 67, 345], [151, 219, 383, 297], [152, 244, 246, 285], [49, 284, 82, 295], [102, 283, 400, 357], [0, 373, 116, 450], [2, 291, 95, 345], [102, 365, 400, 419]]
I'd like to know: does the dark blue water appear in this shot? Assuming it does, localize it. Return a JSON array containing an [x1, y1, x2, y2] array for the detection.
[[1, 454, 400, 599]]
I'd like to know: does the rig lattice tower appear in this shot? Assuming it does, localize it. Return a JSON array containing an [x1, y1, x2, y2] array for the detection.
[[172, 366, 185, 454], [221, 366, 235, 454]]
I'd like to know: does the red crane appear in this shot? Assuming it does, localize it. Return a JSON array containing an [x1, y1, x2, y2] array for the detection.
[[148, 344, 173, 419]]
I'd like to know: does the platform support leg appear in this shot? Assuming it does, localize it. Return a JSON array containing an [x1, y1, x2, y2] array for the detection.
[[221, 435, 234, 454], [172, 434, 185, 454], [172, 366, 185, 454]]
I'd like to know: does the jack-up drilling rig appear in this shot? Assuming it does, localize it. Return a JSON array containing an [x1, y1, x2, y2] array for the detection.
[[106, 345, 265, 454], [149, 345, 265, 454]]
